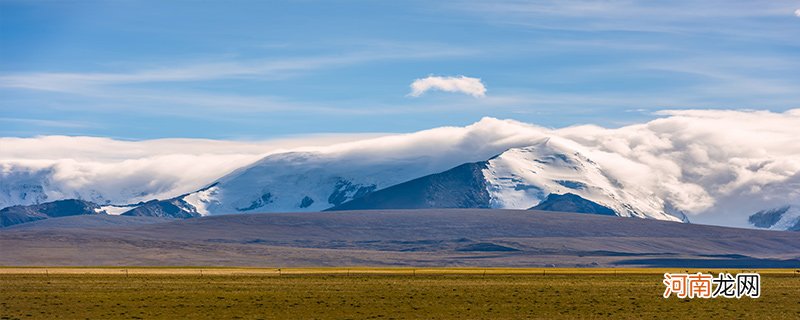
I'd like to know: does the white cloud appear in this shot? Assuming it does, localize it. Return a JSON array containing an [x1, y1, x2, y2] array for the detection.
[[454, 0, 798, 39], [795, 8, 800, 17], [0, 134, 384, 206], [409, 75, 487, 98], [0, 43, 473, 94], [556, 109, 800, 226], [0, 117, 88, 129]]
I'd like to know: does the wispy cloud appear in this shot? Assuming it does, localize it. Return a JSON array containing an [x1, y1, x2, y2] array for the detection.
[[459, 0, 796, 19], [0, 43, 474, 94], [0, 117, 89, 129], [409, 75, 487, 98], [450, 0, 799, 40]]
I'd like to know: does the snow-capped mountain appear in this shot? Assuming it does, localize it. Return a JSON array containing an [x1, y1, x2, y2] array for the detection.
[[329, 139, 687, 222], [0, 118, 560, 211], [482, 140, 686, 221], [0, 199, 104, 227], [0, 165, 58, 208], [131, 149, 477, 216], [749, 206, 800, 231], [2, 133, 688, 223], [4, 112, 800, 228], [327, 161, 492, 211], [0, 163, 183, 209], [0, 149, 458, 215]]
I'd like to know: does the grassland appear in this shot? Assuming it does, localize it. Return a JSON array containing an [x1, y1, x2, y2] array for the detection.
[[1, 268, 799, 319]]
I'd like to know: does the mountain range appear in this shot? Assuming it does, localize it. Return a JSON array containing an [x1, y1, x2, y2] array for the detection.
[[134, 139, 684, 221], [1, 139, 695, 228], [0, 199, 103, 227], [2, 119, 797, 231]]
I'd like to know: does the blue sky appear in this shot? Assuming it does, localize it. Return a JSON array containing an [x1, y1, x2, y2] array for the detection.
[[1, 0, 799, 139]]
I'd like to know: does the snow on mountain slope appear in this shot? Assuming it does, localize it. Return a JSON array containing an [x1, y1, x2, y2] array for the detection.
[[329, 138, 687, 222], [771, 207, 800, 231], [0, 163, 118, 208], [97, 204, 140, 216], [135, 118, 564, 216], [165, 151, 472, 215], [0, 165, 53, 208], [482, 139, 687, 222], [0, 135, 375, 210], [327, 162, 492, 211], [749, 206, 800, 231]]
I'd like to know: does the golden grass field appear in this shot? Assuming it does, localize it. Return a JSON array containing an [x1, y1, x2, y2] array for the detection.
[[1, 267, 799, 319]]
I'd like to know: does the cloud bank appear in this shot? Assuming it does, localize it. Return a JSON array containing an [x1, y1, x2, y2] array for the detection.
[[2, 109, 799, 227], [409, 75, 486, 97], [556, 109, 800, 226], [0, 134, 383, 206]]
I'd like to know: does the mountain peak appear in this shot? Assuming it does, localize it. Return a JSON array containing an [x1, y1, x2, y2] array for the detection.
[[0, 199, 104, 227], [530, 193, 617, 216], [482, 141, 684, 222]]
